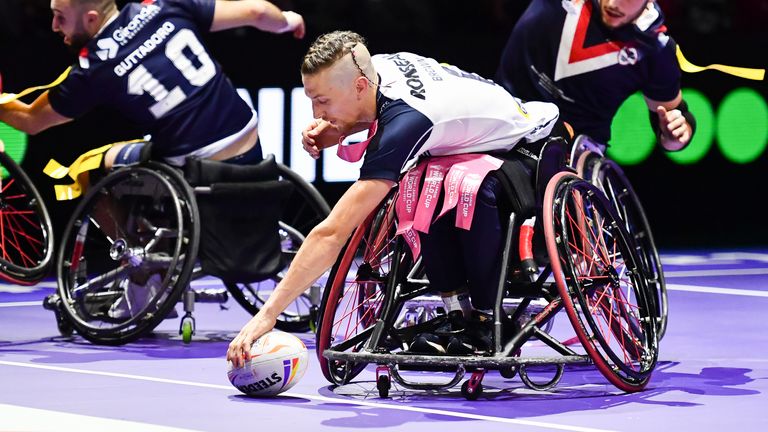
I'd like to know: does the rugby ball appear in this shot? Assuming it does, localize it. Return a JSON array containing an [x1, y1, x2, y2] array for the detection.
[[227, 330, 308, 396]]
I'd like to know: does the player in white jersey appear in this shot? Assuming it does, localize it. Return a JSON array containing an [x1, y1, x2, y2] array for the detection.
[[228, 31, 570, 364]]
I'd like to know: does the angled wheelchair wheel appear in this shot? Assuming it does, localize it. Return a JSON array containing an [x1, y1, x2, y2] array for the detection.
[[277, 163, 330, 237], [316, 192, 400, 385], [56, 163, 200, 345], [223, 164, 330, 332], [0, 152, 54, 284], [544, 172, 658, 392], [224, 222, 320, 332], [578, 153, 667, 340]]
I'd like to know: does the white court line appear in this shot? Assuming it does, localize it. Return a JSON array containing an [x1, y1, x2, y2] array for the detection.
[[0, 301, 40, 308], [665, 268, 768, 278], [0, 281, 56, 293], [0, 403, 201, 432], [667, 283, 768, 298], [0, 360, 615, 432]]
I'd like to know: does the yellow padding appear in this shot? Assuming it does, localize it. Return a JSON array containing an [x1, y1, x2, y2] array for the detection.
[[44, 143, 113, 201], [0, 67, 72, 104], [676, 45, 764, 81]]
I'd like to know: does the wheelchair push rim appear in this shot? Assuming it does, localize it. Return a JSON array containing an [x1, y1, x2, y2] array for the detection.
[[586, 156, 668, 340], [544, 172, 658, 392], [316, 192, 399, 385], [56, 163, 199, 345]]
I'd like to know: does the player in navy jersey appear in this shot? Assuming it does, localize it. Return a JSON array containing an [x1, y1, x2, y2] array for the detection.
[[1, 0, 304, 321], [227, 31, 571, 364], [496, 0, 695, 150], [0, 0, 305, 167]]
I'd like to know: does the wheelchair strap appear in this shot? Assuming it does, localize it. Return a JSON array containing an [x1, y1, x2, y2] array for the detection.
[[43, 143, 113, 200], [396, 153, 503, 259]]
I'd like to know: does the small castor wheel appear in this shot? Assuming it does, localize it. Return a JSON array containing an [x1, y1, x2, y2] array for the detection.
[[377, 374, 391, 398], [179, 315, 195, 344], [500, 365, 518, 379], [55, 312, 74, 337], [43, 294, 74, 337], [461, 380, 483, 401]]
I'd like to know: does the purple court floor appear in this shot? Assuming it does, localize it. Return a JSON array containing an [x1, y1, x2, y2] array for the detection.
[[2, 249, 767, 431]]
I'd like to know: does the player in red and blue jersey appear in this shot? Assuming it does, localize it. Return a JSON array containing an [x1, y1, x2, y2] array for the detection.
[[496, 0, 695, 150], [0, 0, 305, 166]]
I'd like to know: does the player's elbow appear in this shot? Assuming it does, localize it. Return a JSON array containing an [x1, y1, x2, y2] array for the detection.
[[243, 0, 270, 24], [25, 123, 46, 136]]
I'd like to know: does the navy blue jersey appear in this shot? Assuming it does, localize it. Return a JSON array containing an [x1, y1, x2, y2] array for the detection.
[[359, 95, 433, 182], [495, 0, 681, 143], [49, 0, 253, 157]]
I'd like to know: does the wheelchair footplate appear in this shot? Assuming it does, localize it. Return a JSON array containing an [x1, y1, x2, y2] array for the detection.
[[322, 315, 593, 400]]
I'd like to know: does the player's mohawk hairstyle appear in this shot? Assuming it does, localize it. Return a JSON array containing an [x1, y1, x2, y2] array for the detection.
[[301, 31, 367, 75]]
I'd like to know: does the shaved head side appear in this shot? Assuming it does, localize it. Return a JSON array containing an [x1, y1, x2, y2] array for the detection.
[[301, 31, 375, 82]]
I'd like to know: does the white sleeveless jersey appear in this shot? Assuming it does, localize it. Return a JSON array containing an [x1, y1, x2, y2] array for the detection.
[[373, 52, 560, 168]]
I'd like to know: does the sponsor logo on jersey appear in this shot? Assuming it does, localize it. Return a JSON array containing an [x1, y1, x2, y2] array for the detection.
[[113, 21, 176, 77], [112, 3, 161, 46], [618, 46, 639, 65], [95, 37, 120, 60]]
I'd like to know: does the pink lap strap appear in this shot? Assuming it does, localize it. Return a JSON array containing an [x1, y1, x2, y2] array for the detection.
[[395, 153, 503, 258]]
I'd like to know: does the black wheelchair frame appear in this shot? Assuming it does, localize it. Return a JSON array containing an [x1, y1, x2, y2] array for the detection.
[[314, 137, 661, 399], [47, 155, 329, 345]]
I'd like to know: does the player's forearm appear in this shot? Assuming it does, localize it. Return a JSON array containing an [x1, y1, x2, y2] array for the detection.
[[0, 100, 42, 135], [260, 222, 350, 320], [0, 92, 70, 135], [211, 0, 295, 33]]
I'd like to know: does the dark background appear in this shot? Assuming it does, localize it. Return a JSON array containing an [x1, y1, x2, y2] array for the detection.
[[1, 0, 767, 252]]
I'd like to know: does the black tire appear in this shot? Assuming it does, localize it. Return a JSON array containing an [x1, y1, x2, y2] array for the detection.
[[544, 172, 657, 392], [0, 151, 54, 284], [377, 374, 391, 398], [316, 191, 400, 384], [223, 164, 330, 332], [56, 163, 199, 345], [461, 380, 482, 401], [589, 158, 668, 340]]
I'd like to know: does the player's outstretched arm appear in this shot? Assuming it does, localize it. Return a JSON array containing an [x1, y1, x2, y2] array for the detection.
[[0, 91, 71, 135], [211, 0, 305, 38], [227, 178, 394, 368]]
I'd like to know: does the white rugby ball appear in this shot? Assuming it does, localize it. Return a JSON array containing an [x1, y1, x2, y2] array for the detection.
[[227, 330, 309, 396]]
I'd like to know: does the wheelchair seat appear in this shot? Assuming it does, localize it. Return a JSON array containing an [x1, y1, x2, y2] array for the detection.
[[184, 155, 294, 283]]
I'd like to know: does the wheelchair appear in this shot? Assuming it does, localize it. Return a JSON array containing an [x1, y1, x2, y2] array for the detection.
[[0, 150, 54, 285], [571, 135, 668, 339], [315, 137, 659, 399], [48, 153, 329, 345]]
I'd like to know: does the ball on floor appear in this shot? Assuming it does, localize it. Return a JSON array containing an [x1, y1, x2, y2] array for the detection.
[[227, 330, 308, 396]]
